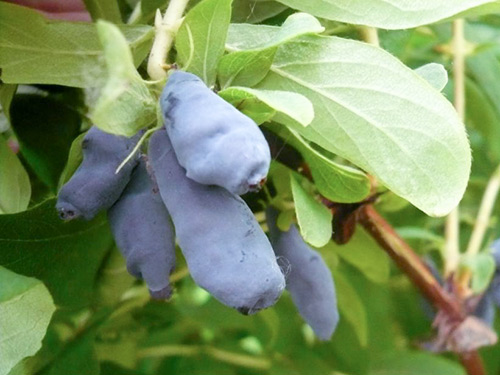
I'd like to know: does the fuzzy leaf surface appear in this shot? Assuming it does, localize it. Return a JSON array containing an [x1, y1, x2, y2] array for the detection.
[[257, 35, 471, 216]]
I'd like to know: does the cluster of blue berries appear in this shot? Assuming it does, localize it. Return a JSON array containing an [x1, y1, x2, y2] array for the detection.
[[56, 71, 339, 340]]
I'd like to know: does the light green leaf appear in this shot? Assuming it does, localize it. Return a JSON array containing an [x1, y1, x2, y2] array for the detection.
[[257, 35, 471, 217], [465, 78, 500, 161], [0, 3, 153, 88], [269, 124, 371, 203], [82, 0, 121, 22], [57, 133, 86, 191], [0, 135, 31, 214], [219, 13, 324, 87], [375, 190, 410, 212], [467, 50, 500, 129], [460, 253, 496, 293], [0, 199, 113, 308], [414, 63, 448, 92], [0, 83, 16, 124], [91, 21, 157, 137], [232, 0, 288, 24], [396, 226, 444, 246], [324, 227, 390, 284], [334, 271, 368, 347], [453, 2, 500, 19], [291, 174, 332, 247], [0, 267, 55, 375], [219, 86, 314, 126], [273, 0, 496, 29], [370, 351, 466, 375], [175, 0, 233, 86]]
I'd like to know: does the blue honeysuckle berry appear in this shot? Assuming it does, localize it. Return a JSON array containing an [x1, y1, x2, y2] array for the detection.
[[148, 129, 285, 314], [108, 158, 176, 300], [266, 206, 339, 340], [160, 70, 270, 196], [57, 126, 141, 221]]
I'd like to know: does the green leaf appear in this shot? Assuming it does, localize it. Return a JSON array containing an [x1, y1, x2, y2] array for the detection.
[[370, 351, 466, 375], [175, 0, 233, 86], [465, 77, 500, 161], [269, 124, 371, 203], [273, 0, 496, 29], [414, 63, 448, 92], [460, 253, 496, 293], [0, 83, 16, 123], [334, 270, 368, 347], [82, 0, 122, 22], [141, 0, 169, 23], [231, 0, 288, 24], [10, 94, 81, 191], [324, 227, 390, 284], [57, 133, 86, 191], [219, 13, 324, 87], [226, 13, 324, 51], [375, 191, 410, 212], [93, 247, 135, 307], [0, 267, 55, 375], [0, 135, 31, 214], [91, 21, 157, 136], [0, 199, 113, 308], [219, 86, 314, 126], [0, 3, 153, 88], [467, 50, 500, 161], [45, 330, 100, 375], [290, 173, 332, 247], [257, 35, 471, 217]]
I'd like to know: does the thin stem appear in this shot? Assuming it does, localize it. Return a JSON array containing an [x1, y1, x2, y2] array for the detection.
[[453, 19, 466, 120], [137, 345, 270, 370], [115, 125, 163, 174], [359, 26, 380, 46], [466, 164, 500, 257], [147, 0, 190, 80], [170, 267, 190, 283], [205, 347, 271, 370], [445, 210, 461, 276], [138, 344, 199, 358], [459, 351, 486, 375], [459, 164, 500, 290], [444, 19, 466, 277]]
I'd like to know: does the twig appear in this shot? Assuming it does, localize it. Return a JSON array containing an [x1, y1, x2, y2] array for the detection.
[[147, 0, 190, 80], [137, 344, 271, 370], [466, 164, 500, 257], [115, 125, 163, 174], [444, 19, 466, 277], [358, 205, 463, 320], [358, 205, 485, 375], [359, 26, 379, 46], [459, 164, 500, 289]]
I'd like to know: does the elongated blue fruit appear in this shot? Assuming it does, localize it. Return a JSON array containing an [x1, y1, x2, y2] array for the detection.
[[57, 127, 140, 221], [160, 71, 271, 195], [421, 258, 495, 325], [148, 129, 284, 313], [487, 239, 500, 310], [266, 207, 339, 340], [108, 159, 176, 299], [474, 292, 495, 326]]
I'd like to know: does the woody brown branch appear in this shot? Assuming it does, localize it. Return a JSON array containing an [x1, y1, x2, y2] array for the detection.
[[358, 205, 485, 375]]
